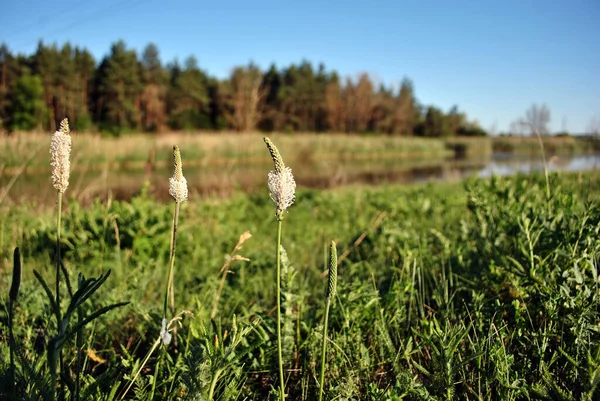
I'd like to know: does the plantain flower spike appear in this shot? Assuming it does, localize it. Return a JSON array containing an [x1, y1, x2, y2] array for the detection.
[[50, 118, 72, 193], [169, 145, 188, 203], [264, 137, 296, 220], [327, 241, 337, 299]]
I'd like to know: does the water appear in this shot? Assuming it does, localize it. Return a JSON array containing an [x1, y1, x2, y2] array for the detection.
[[1, 153, 599, 205], [477, 153, 600, 178]]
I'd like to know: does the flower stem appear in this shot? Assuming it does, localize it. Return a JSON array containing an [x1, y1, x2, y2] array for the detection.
[[318, 296, 331, 401], [276, 218, 285, 401], [164, 202, 180, 319], [55, 190, 63, 399], [56, 191, 62, 322]]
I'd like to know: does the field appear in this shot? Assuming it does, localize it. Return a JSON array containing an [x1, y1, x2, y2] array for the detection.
[[1, 132, 600, 400]]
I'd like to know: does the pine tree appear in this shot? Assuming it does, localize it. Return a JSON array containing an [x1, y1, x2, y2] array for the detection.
[[73, 47, 96, 130], [95, 40, 143, 133], [166, 55, 210, 130], [10, 74, 47, 131], [140, 43, 167, 131]]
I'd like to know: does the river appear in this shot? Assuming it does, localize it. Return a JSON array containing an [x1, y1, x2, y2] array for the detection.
[[1, 153, 599, 205]]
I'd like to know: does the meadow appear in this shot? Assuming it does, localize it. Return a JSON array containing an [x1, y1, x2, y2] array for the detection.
[[0, 130, 599, 400]]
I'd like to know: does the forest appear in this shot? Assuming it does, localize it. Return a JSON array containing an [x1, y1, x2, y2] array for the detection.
[[0, 40, 487, 137]]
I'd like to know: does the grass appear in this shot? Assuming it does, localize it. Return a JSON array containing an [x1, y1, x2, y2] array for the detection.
[[2, 130, 596, 175], [0, 120, 600, 401], [0, 129, 599, 399], [0, 132, 454, 173], [492, 135, 600, 155]]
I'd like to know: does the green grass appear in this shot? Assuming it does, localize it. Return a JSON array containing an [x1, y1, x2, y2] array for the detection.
[[1, 171, 599, 400]]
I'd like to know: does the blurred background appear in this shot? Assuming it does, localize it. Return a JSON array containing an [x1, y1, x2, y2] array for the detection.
[[0, 0, 599, 204]]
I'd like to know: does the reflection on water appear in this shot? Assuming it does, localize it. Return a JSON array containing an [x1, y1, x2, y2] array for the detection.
[[1, 153, 599, 205], [477, 154, 600, 178]]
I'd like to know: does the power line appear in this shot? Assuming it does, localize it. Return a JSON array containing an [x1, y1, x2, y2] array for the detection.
[[2, 0, 92, 42], [7, 0, 146, 51]]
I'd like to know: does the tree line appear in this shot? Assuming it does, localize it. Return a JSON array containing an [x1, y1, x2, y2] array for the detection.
[[0, 40, 487, 136]]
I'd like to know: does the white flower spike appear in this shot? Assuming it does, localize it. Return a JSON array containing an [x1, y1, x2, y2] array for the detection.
[[50, 118, 72, 193], [169, 145, 188, 203], [264, 137, 296, 220]]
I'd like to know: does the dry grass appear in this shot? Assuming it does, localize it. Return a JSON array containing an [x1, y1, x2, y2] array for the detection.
[[492, 135, 594, 154], [2, 131, 595, 176], [0, 131, 454, 173]]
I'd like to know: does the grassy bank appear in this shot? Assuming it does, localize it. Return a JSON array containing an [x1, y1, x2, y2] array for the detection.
[[0, 132, 599, 175], [0, 132, 453, 174], [492, 135, 600, 155], [2, 131, 597, 175], [1, 170, 599, 400]]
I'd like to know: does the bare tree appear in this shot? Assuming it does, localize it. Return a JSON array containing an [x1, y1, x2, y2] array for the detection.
[[586, 116, 600, 136], [561, 115, 568, 133], [488, 120, 498, 137], [525, 103, 551, 135], [221, 64, 267, 132], [509, 119, 528, 136]]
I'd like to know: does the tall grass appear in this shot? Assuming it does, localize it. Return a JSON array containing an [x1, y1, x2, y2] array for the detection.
[[2, 132, 598, 174], [2, 119, 128, 401], [1, 124, 599, 399], [0, 132, 457, 173], [318, 241, 337, 401]]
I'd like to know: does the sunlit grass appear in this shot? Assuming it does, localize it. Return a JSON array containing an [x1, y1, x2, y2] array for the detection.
[[1, 126, 599, 400], [1, 131, 458, 172]]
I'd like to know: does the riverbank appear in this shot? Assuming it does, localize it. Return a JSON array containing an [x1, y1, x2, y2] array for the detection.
[[1, 132, 599, 207], [1, 132, 598, 174]]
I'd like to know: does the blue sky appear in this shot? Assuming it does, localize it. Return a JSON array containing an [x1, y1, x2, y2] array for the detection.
[[1, 0, 599, 133]]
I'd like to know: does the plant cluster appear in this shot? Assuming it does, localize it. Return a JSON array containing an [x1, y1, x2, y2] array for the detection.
[[0, 119, 599, 400]]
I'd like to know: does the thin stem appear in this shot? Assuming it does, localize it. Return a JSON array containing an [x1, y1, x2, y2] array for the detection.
[[75, 309, 83, 401], [533, 125, 551, 200], [55, 191, 63, 400], [9, 299, 16, 399], [212, 266, 229, 319], [169, 202, 180, 315], [164, 202, 180, 318], [119, 338, 162, 401], [521, 121, 551, 200], [56, 191, 62, 322], [318, 297, 331, 401], [154, 200, 180, 399], [150, 349, 163, 400], [276, 219, 285, 401], [168, 325, 193, 395]]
